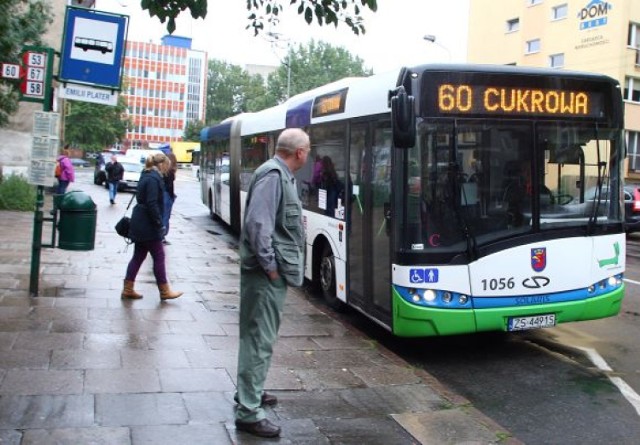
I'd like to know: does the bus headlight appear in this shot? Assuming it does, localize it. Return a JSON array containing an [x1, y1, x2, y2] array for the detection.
[[587, 273, 623, 296], [394, 285, 472, 308], [607, 276, 620, 287], [423, 289, 436, 302]]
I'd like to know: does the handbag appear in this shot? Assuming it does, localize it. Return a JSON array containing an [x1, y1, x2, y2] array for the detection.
[[115, 215, 130, 238], [115, 194, 136, 242]]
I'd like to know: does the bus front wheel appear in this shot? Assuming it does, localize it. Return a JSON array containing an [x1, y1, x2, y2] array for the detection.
[[319, 246, 345, 311]]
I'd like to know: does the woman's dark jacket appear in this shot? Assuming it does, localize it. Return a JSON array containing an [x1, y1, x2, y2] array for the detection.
[[129, 168, 165, 242], [163, 170, 176, 199]]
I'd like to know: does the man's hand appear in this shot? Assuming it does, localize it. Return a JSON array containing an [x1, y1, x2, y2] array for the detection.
[[267, 270, 280, 281]]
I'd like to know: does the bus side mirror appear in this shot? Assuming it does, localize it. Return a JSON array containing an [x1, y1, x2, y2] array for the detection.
[[390, 86, 416, 148]]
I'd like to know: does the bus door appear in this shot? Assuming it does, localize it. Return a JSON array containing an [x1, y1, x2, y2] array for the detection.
[[348, 121, 393, 322], [212, 144, 226, 221]]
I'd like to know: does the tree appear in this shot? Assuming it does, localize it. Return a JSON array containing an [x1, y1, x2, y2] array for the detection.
[[64, 97, 130, 153], [183, 120, 205, 141], [141, 0, 377, 35], [206, 60, 275, 124], [267, 40, 372, 103], [0, 0, 52, 127]]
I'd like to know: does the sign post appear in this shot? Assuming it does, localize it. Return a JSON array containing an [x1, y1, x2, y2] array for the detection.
[[19, 47, 54, 106], [18, 6, 128, 295], [23, 46, 55, 296]]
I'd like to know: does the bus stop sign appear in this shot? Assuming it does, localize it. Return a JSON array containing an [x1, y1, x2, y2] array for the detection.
[[58, 6, 128, 89]]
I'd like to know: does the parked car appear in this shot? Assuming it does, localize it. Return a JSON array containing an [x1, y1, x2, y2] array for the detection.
[[121, 149, 163, 165], [624, 184, 640, 234], [94, 158, 107, 185], [566, 184, 640, 234], [115, 160, 143, 192], [70, 158, 90, 168]]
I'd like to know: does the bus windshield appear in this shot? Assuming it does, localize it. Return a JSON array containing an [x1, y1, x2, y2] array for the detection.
[[401, 119, 623, 254]]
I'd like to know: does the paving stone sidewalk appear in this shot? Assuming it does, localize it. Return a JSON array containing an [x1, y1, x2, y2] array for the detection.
[[0, 174, 521, 444]]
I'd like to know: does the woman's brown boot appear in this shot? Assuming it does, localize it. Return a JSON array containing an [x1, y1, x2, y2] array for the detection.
[[158, 283, 183, 300], [121, 280, 143, 299]]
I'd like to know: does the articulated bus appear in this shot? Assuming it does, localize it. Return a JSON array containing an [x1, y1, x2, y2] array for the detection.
[[200, 64, 625, 337]]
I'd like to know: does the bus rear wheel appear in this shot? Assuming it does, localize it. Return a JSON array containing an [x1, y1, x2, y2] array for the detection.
[[319, 246, 345, 311]]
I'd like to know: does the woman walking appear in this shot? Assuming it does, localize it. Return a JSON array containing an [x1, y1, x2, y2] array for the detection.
[[55, 145, 75, 194], [162, 152, 177, 244], [121, 153, 183, 301]]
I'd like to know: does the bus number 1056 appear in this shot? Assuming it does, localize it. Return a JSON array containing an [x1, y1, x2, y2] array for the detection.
[[481, 277, 515, 291]]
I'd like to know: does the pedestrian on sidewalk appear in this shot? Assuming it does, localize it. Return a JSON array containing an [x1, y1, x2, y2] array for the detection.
[[105, 155, 124, 204], [234, 128, 309, 438], [161, 152, 177, 244], [55, 145, 75, 194], [121, 152, 183, 301]]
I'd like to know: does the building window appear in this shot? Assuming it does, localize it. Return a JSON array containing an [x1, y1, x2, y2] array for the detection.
[[552, 4, 567, 20], [525, 39, 541, 54], [628, 23, 640, 47], [628, 132, 640, 172], [527, 0, 542, 5], [506, 18, 520, 33], [549, 53, 564, 68], [625, 77, 640, 102], [629, 23, 640, 65]]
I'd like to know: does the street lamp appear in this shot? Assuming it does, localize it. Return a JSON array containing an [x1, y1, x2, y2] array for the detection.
[[266, 31, 292, 99], [423, 34, 451, 61]]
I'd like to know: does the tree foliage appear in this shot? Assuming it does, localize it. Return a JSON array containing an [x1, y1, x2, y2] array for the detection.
[[183, 120, 205, 141], [141, 0, 377, 35], [205, 41, 370, 124], [267, 40, 372, 102], [0, 0, 52, 127], [206, 60, 275, 124], [64, 96, 130, 153]]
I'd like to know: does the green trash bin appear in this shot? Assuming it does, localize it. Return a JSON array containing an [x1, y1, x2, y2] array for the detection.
[[57, 191, 97, 251]]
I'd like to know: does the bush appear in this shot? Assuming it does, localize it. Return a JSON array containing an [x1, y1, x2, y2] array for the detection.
[[0, 174, 36, 211]]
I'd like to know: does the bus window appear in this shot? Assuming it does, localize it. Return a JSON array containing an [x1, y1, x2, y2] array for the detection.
[[305, 124, 348, 219], [240, 135, 269, 192]]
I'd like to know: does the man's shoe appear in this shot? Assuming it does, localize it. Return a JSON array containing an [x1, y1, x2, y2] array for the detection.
[[110, 199, 114, 205], [261, 392, 278, 406], [233, 392, 278, 407], [235, 419, 281, 438]]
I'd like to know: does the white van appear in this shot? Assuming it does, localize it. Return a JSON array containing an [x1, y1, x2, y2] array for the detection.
[[123, 149, 163, 165]]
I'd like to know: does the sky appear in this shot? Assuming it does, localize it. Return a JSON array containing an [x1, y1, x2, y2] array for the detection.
[[96, 0, 470, 74]]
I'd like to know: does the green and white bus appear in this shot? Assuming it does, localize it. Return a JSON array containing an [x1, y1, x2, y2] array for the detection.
[[200, 64, 625, 337]]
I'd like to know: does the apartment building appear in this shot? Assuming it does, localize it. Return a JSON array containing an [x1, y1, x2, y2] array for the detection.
[[121, 35, 207, 149], [467, 0, 640, 180]]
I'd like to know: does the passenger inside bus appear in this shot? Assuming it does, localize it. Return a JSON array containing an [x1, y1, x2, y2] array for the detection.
[[502, 160, 532, 227]]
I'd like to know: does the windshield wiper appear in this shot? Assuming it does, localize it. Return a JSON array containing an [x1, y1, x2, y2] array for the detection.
[[587, 125, 605, 235], [449, 123, 478, 260]]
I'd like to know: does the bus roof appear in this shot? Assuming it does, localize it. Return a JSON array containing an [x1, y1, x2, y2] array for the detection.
[[234, 71, 398, 137]]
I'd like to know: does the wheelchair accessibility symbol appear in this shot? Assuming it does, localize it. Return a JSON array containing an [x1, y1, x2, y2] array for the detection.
[[409, 268, 439, 284]]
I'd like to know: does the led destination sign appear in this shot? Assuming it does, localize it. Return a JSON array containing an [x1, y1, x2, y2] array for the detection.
[[312, 88, 348, 118], [436, 84, 604, 118]]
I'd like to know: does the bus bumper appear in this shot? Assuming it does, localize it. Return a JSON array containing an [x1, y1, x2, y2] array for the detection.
[[392, 286, 624, 338]]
